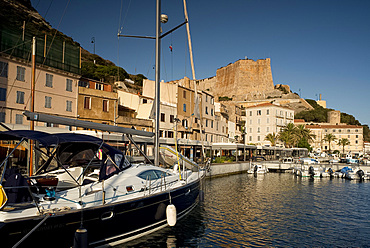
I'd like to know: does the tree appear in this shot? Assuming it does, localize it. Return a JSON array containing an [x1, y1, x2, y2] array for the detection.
[[337, 138, 350, 155], [296, 125, 316, 143], [323, 133, 337, 154], [278, 123, 298, 148], [265, 133, 278, 146]]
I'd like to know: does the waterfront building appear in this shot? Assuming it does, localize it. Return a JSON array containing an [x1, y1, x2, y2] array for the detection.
[[244, 103, 294, 146], [115, 89, 153, 132], [214, 102, 229, 143], [77, 78, 117, 127], [0, 51, 80, 130], [296, 120, 364, 155], [294, 110, 364, 155]]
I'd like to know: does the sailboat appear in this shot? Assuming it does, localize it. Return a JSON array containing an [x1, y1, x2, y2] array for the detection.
[[0, 1, 205, 247]]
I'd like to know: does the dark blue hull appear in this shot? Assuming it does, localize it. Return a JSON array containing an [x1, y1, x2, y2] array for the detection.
[[0, 179, 201, 248]]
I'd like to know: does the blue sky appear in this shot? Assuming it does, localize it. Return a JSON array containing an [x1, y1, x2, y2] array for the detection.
[[30, 0, 370, 126]]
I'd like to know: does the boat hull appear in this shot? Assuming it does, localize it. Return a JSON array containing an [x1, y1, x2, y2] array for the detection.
[[0, 179, 201, 248]]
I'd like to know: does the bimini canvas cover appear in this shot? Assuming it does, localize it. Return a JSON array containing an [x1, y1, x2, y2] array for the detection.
[[0, 130, 130, 180]]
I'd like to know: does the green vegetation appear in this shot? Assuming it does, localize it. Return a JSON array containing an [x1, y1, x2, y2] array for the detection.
[[81, 50, 147, 86], [337, 138, 350, 154], [218, 96, 233, 101], [214, 156, 235, 163], [267, 123, 316, 151], [323, 133, 337, 154]]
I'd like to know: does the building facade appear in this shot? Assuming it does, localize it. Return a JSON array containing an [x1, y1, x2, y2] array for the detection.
[[244, 103, 294, 146], [0, 55, 79, 129], [77, 78, 117, 126]]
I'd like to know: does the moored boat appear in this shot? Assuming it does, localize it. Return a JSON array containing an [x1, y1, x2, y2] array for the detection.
[[0, 130, 204, 247]]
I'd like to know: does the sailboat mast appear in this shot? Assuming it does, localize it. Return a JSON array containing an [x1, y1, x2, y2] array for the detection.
[[29, 37, 36, 176], [154, 0, 161, 167], [183, 0, 195, 81], [183, 0, 206, 162]]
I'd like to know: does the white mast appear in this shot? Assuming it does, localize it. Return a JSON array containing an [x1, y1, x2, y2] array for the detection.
[[154, 0, 161, 167]]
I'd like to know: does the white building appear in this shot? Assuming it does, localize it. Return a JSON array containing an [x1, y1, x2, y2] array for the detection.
[[244, 103, 294, 146]]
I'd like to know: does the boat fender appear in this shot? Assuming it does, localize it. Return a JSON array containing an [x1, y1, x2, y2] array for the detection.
[[173, 163, 179, 173], [73, 226, 88, 248], [166, 204, 177, 226]]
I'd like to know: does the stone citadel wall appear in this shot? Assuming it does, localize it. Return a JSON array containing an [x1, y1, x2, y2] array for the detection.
[[198, 58, 274, 101]]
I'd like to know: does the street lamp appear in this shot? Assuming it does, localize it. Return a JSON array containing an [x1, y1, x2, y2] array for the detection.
[[91, 37, 96, 64]]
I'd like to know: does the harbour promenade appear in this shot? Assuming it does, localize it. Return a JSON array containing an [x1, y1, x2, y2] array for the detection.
[[206, 160, 370, 178]]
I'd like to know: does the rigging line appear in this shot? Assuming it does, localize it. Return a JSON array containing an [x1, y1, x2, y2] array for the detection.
[[146, 44, 155, 79]]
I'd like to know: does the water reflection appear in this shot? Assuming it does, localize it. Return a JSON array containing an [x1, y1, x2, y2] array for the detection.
[[121, 173, 370, 247]]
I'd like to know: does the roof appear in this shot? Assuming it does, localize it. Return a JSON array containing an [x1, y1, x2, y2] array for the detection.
[[305, 124, 363, 129], [245, 102, 293, 111]]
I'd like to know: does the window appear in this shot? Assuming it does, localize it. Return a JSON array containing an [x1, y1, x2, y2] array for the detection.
[[257, 110, 261, 115], [170, 115, 174, 123], [168, 131, 174, 138], [339, 129, 342, 133], [46, 74, 53, 87], [257, 136, 260, 141], [183, 103, 186, 112], [267, 118, 270, 124], [250, 111, 252, 116], [183, 90, 186, 99], [66, 100, 72, 112], [182, 119, 188, 128], [211, 120, 213, 128], [45, 96, 52, 108], [347, 129, 350, 133], [356, 135, 358, 138], [66, 79, 73, 92], [249, 128, 252, 133], [84, 97, 91, 109], [103, 100, 109, 112], [211, 108, 213, 116], [15, 114, 23, 124], [16, 91, 25, 104], [356, 140, 358, 144], [355, 129, 359, 132], [333, 129, 336, 132], [160, 113, 165, 122], [0, 61, 8, 78], [0, 88, 6, 101], [78, 81, 89, 88], [206, 107, 208, 115], [267, 127, 270, 132], [258, 119, 261, 124], [206, 119, 208, 127], [0, 112, 5, 122], [143, 99, 147, 104], [195, 118, 198, 123], [206, 95, 208, 102], [266, 109, 269, 115], [257, 127, 260, 133], [249, 136, 252, 141], [16, 66, 25, 81], [95, 83, 102, 90], [250, 119, 252, 125]]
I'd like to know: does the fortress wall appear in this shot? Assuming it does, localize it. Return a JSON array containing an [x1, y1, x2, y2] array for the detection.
[[214, 58, 274, 99]]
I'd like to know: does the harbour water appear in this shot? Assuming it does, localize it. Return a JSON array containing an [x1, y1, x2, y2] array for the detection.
[[121, 173, 370, 247]]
